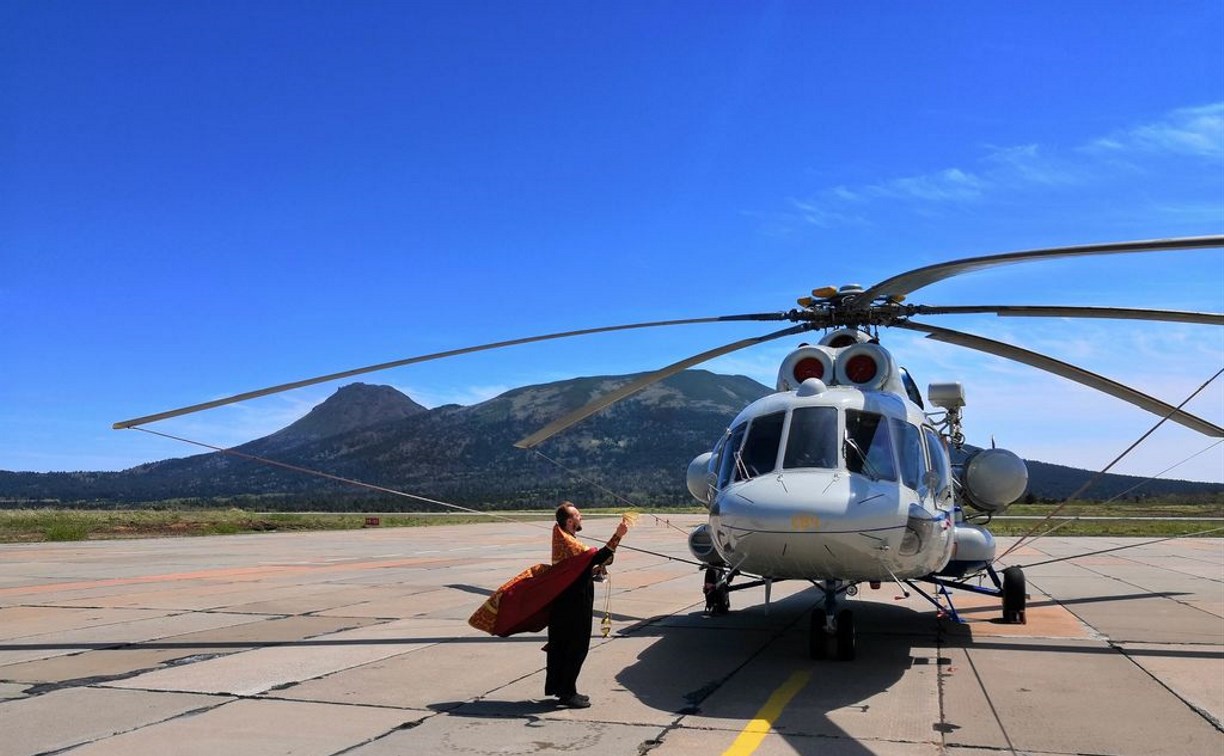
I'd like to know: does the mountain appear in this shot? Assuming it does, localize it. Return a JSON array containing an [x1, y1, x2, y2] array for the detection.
[[250, 382, 428, 455], [2, 371, 1221, 507]]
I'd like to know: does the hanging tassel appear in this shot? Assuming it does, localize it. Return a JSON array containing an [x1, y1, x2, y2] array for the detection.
[[601, 573, 613, 637]]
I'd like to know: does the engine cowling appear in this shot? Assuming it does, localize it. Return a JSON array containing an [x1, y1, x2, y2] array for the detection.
[[939, 523, 997, 578], [960, 447, 1028, 514], [688, 523, 725, 567], [686, 452, 715, 505]]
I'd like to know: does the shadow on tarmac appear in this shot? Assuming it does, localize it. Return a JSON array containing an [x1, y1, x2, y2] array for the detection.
[[1022, 590, 1190, 609], [426, 584, 931, 753]]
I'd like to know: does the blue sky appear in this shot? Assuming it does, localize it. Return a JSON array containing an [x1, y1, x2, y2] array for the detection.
[[3, 2, 1223, 485]]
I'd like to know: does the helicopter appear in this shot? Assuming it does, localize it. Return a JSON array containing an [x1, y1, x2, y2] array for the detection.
[[114, 235, 1224, 661]]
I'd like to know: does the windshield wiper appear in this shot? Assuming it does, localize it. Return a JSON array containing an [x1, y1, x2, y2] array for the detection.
[[844, 435, 882, 482], [734, 450, 750, 481]]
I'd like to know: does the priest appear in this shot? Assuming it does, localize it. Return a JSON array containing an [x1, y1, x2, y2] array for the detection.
[[469, 502, 630, 708]]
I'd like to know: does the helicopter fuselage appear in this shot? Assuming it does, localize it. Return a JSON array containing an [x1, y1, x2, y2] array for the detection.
[[701, 382, 956, 581]]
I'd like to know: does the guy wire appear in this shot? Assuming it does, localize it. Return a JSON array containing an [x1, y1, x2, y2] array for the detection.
[[128, 426, 702, 566], [528, 448, 695, 537], [1019, 526, 1224, 569], [129, 426, 551, 529], [996, 366, 1224, 562], [1013, 438, 1224, 544]]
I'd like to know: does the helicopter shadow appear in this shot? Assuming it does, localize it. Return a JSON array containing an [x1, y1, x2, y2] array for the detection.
[[611, 584, 941, 753]]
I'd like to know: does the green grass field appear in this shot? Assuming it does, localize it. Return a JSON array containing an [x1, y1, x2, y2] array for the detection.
[[0, 509, 556, 543], [0, 502, 1219, 543]]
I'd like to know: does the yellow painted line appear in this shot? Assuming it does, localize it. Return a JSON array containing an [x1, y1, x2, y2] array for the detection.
[[722, 669, 812, 756]]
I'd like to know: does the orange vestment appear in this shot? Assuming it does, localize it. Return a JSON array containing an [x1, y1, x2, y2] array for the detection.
[[468, 525, 598, 636]]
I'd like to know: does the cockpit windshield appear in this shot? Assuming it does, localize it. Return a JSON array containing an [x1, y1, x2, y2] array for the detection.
[[715, 406, 903, 487], [783, 406, 837, 469]]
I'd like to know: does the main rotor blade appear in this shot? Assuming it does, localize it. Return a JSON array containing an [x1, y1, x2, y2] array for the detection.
[[514, 323, 812, 449], [854, 235, 1224, 307], [910, 305, 1224, 326], [895, 320, 1224, 437], [113, 312, 790, 429]]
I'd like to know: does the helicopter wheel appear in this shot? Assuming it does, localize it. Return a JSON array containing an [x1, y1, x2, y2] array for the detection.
[[704, 568, 731, 616], [835, 609, 856, 661], [808, 610, 836, 660], [1001, 566, 1027, 624], [809, 609, 854, 660]]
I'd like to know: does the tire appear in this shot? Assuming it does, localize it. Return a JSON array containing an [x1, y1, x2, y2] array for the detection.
[[703, 568, 730, 616], [835, 609, 856, 661], [1002, 566, 1026, 624], [809, 611, 834, 659]]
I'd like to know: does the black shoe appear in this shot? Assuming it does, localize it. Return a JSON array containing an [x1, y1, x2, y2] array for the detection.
[[558, 694, 591, 708]]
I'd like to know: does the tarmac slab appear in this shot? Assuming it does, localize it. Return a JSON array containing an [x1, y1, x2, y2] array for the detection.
[[0, 609, 265, 667], [0, 615, 379, 685], [342, 715, 663, 756], [0, 686, 226, 756], [939, 636, 1219, 755], [1116, 641, 1224, 728], [0, 520, 1219, 755], [61, 698, 415, 756], [104, 617, 447, 696]]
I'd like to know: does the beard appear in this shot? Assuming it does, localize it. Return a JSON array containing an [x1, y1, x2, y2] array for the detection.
[[574, 522, 583, 532]]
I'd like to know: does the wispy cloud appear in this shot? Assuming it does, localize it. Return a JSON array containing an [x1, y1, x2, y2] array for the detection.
[[1148, 201, 1224, 223], [980, 144, 1082, 186], [786, 199, 867, 229], [787, 168, 987, 228], [1088, 103, 1224, 160], [866, 168, 986, 202], [790, 102, 1224, 227]]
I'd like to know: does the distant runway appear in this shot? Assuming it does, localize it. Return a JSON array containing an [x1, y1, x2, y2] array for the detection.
[[0, 517, 1220, 755]]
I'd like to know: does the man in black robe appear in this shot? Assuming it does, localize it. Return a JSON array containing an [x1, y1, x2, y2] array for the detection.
[[545, 502, 627, 708]]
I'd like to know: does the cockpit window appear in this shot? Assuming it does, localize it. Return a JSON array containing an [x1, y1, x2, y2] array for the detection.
[[845, 410, 897, 481], [923, 426, 952, 500], [890, 417, 924, 490], [716, 422, 747, 488], [709, 434, 728, 490], [783, 407, 838, 469], [736, 411, 785, 480]]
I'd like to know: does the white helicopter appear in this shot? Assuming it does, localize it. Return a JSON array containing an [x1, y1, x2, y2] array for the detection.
[[115, 235, 1224, 660]]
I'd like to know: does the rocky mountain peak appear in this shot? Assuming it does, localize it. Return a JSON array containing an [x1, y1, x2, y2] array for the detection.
[[253, 382, 427, 451]]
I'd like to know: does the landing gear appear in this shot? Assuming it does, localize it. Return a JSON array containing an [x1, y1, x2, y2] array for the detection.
[[917, 565, 1027, 626], [809, 610, 836, 659], [836, 609, 856, 660], [704, 567, 731, 616], [1001, 566, 1026, 624], [809, 581, 856, 661]]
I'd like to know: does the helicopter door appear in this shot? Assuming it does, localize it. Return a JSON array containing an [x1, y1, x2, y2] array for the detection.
[[890, 417, 926, 496], [922, 426, 953, 506]]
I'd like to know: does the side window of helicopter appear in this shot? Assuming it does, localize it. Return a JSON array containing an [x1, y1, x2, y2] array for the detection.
[[844, 410, 898, 482], [710, 434, 729, 491], [923, 427, 952, 499], [783, 406, 838, 469], [889, 418, 924, 491], [737, 411, 785, 480], [717, 422, 748, 488]]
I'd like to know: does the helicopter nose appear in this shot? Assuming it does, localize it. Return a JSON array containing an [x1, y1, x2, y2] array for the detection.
[[717, 472, 898, 534], [711, 473, 911, 579]]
